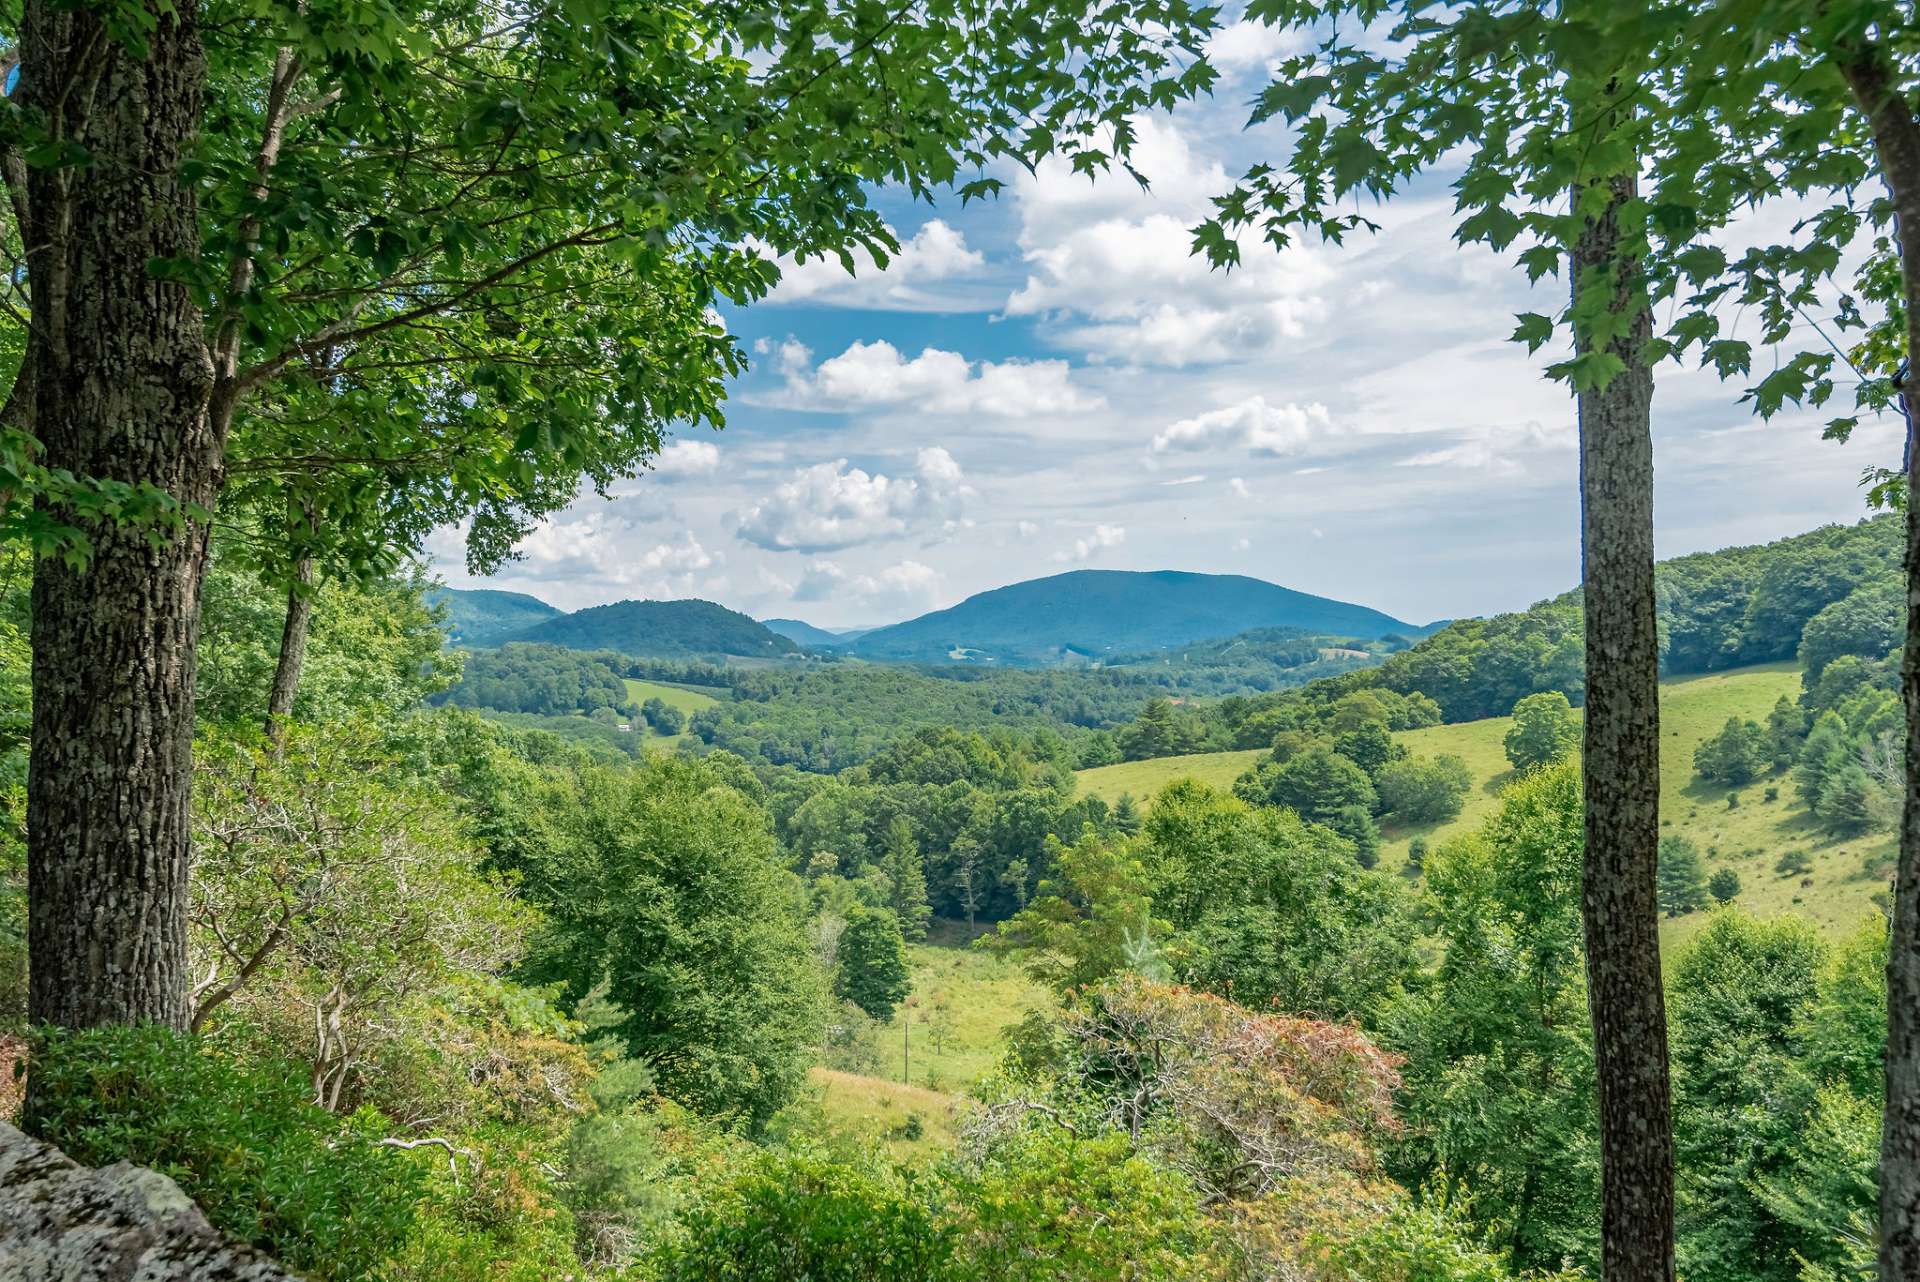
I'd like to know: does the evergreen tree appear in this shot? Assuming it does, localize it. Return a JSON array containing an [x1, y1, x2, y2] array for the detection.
[[834, 907, 912, 1023], [1658, 837, 1710, 918], [1817, 765, 1877, 837], [1112, 792, 1143, 836], [1766, 696, 1809, 769], [880, 818, 931, 943], [1709, 869, 1742, 905], [1795, 713, 1854, 812]]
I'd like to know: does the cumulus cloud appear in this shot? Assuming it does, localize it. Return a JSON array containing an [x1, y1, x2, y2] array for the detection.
[[794, 558, 942, 614], [1229, 477, 1253, 499], [734, 447, 973, 552], [1053, 524, 1126, 563], [1153, 397, 1330, 458], [1204, 18, 1305, 70], [764, 220, 988, 310], [651, 439, 721, 477], [513, 514, 719, 596], [1006, 118, 1333, 366], [771, 339, 1102, 418]]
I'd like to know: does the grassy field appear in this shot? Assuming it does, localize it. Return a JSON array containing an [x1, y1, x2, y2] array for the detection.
[[622, 677, 722, 749], [801, 923, 1053, 1160], [1075, 663, 1888, 941], [1074, 748, 1265, 805]]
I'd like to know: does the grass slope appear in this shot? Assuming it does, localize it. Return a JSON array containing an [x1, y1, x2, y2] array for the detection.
[[802, 924, 1054, 1161], [1077, 663, 1884, 939], [622, 678, 721, 750]]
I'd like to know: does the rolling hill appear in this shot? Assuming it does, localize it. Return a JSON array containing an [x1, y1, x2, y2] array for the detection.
[[428, 588, 563, 647], [1078, 662, 1885, 941], [512, 598, 799, 660], [847, 570, 1428, 666]]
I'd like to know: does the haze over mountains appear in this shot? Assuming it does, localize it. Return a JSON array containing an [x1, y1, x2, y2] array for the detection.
[[434, 568, 1429, 666]]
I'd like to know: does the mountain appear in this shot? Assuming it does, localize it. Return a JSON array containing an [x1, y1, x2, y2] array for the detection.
[[512, 598, 799, 659], [761, 617, 850, 648], [429, 588, 563, 648], [846, 570, 1425, 666]]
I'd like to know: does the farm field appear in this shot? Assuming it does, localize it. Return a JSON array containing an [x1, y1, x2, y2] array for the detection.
[[623, 677, 723, 748], [1077, 663, 1886, 940]]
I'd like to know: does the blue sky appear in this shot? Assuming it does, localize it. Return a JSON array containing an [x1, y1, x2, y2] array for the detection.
[[431, 18, 1903, 630]]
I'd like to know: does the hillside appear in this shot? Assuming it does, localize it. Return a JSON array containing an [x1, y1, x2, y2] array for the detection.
[[761, 617, 849, 648], [508, 598, 800, 660], [429, 587, 562, 647], [1079, 662, 1884, 939], [847, 569, 1426, 666]]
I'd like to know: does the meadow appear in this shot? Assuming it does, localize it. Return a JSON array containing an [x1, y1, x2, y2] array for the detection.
[[622, 677, 723, 748], [1076, 663, 1886, 941]]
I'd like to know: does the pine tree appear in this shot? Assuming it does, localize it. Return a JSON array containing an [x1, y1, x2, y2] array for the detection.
[[1112, 792, 1143, 836], [1709, 869, 1741, 905], [880, 817, 931, 943], [1818, 765, 1878, 837], [1657, 836, 1710, 917]]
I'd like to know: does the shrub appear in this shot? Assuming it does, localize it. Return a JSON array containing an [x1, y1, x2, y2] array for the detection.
[[1693, 717, 1769, 786], [1709, 868, 1741, 904], [1765, 786, 1780, 803], [648, 1149, 952, 1281], [24, 1025, 420, 1280]]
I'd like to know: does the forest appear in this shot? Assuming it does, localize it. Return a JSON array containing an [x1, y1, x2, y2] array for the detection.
[[2, 4, 1920, 1282]]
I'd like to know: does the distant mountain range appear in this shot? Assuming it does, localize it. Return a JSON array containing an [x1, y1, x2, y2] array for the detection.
[[433, 569, 1428, 666], [761, 617, 851, 647], [432, 591, 797, 660], [427, 588, 563, 648], [840, 569, 1429, 666]]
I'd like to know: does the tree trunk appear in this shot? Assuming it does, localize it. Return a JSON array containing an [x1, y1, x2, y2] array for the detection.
[[1572, 170, 1675, 1282], [1837, 42, 1920, 1281], [20, 3, 214, 1032], [264, 557, 314, 745]]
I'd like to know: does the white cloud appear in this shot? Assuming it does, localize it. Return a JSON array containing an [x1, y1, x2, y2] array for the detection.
[[794, 558, 942, 612], [1006, 117, 1334, 366], [1233, 536, 1252, 551], [769, 339, 1103, 419], [1228, 477, 1253, 499], [1153, 396, 1330, 458], [762, 220, 988, 310], [1397, 420, 1572, 474], [513, 515, 719, 597], [735, 447, 972, 552], [1160, 474, 1207, 486], [1204, 19, 1304, 71], [652, 439, 720, 476], [1053, 523, 1127, 563]]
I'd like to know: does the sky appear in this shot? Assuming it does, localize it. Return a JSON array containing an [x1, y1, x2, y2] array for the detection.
[[429, 17, 1903, 631]]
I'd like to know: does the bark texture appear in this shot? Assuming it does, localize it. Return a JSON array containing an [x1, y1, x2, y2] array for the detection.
[[1837, 42, 1920, 1282], [1573, 171, 1675, 1282], [0, 1120, 295, 1280], [20, 3, 215, 1031]]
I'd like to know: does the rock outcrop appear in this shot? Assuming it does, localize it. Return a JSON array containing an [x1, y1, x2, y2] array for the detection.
[[0, 1121, 296, 1280]]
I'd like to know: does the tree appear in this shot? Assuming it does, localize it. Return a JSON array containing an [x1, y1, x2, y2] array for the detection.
[[1236, 745, 1377, 826], [1118, 698, 1202, 761], [1375, 754, 1473, 824], [1503, 693, 1581, 773], [640, 699, 686, 736], [5, 0, 1221, 1034], [1196, 6, 1705, 1262], [880, 818, 931, 943], [1112, 793, 1144, 836], [511, 758, 826, 1129], [1766, 697, 1809, 769], [1709, 869, 1741, 905], [1693, 718, 1770, 787], [1656, 837, 1710, 918], [1331, 720, 1397, 779], [1798, 582, 1905, 683], [834, 907, 911, 1023], [1817, 764, 1878, 837]]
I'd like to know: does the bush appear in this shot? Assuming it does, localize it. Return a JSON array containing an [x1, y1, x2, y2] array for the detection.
[[648, 1149, 952, 1281], [1709, 868, 1741, 904], [1375, 754, 1473, 824], [24, 1025, 421, 1280]]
